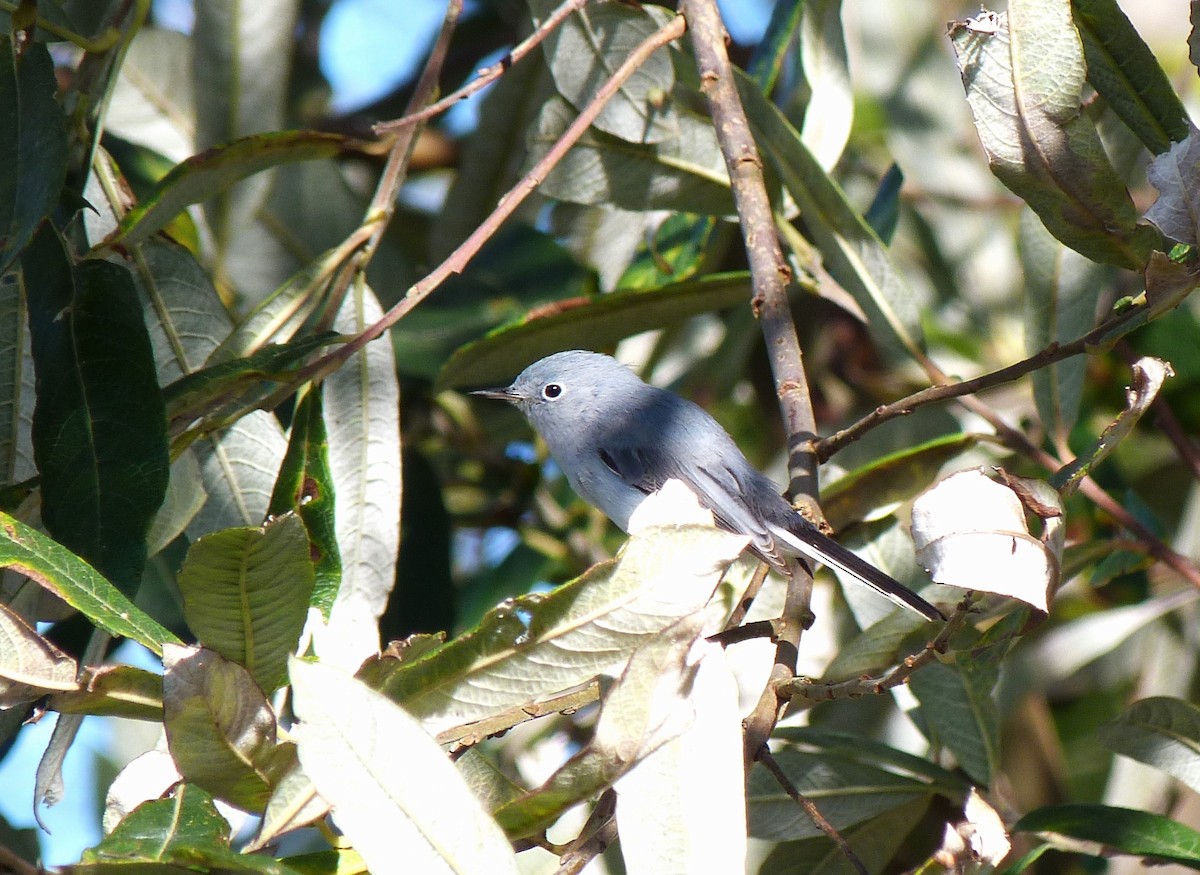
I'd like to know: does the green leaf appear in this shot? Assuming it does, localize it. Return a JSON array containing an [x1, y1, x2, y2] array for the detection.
[[162, 644, 291, 812], [290, 658, 520, 874], [736, 72, 925, 362], [104, 131, 348, 249], [24, 225, 170, 593], [1050, 357, 1172, 496], [530, 93, 735, 215], [436, 272, 751, 390], [79, 782, 301, 873], [0, 270, 28, 485], [821, 433, 980, 531], [1099, 697, 1200, 794], [909, 653, 1001, 786], [1014, 803, 1200, 869], [616, 213, 723, 288], [1020, 208, 1111, 437], [949, 4, 1158, 269], [1071, 0, 1189, 154], [0, 38, 68, 275], [538, 2, 677, 144], [746, 0, 804, 92], [396, 224, 597, 380], [0, 511, 180, 653], [757, 798, 933, 875], [176, 514, 315, 693], [372, 524, 747, 734], [269, 388, 340, 618], [163, 333, 343, 432], [49, 664, 163, 720], [747, 747, 933, 841]]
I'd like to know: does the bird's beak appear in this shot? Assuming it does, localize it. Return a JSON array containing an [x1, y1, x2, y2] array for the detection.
[[470, 386, 521, 402]]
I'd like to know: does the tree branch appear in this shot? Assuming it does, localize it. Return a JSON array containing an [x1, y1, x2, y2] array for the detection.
[[374, 0, 590, 136], [291, 12, 689, 388]]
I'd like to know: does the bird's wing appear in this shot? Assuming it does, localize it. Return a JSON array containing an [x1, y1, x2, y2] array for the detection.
[[596, 443, 782, 554], [597, 444, 945, 622]]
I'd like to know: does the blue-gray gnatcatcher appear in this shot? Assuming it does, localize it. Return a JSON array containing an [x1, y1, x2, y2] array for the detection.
[[474, 350, 944, 621]]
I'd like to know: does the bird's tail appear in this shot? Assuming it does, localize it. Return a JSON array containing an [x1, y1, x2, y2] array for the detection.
[[766, 522, 945, 621]]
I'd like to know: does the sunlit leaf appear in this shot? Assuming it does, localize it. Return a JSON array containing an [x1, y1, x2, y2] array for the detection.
[[291, 658, 519, 874]]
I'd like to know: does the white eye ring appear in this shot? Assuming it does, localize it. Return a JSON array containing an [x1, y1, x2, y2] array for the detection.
[[542, 383, 563, 399]]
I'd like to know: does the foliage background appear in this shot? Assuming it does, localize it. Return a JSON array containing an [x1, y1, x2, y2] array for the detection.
[[1, 0, 1200, 873]]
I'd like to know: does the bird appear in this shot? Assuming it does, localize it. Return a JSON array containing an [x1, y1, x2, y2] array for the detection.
[[473, 350, 944, 621]]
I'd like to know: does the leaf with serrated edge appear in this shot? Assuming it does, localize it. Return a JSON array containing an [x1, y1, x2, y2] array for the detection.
[[291, 657, 519, 875], [0, 511, 180, 654], [376, 522, 747, 734]]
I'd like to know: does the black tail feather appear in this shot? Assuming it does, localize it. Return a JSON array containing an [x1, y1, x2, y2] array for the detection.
[[766, 522, 945, 621]]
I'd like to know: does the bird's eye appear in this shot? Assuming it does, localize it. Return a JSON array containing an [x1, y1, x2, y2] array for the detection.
[[542, 383, 563, 399]]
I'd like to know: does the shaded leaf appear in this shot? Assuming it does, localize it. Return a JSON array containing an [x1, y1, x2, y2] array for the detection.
[[0, 601, 77, 707], [1071, 0, 1189, 155], [1050, 357, 1173, 496], [540, 2, 677, 144], [1145, 126, 1200, 246], [24, 226, 170, 594], [530, 93, 734, 215], [104, 131, 349, 249], [1100, 697, 1200, 794], [1020, 208, 1110, 437], [747, 747, 933, 841], [162, 644, 289, 811], [736, 72, 925, 362], [0, 38, 68, 275]]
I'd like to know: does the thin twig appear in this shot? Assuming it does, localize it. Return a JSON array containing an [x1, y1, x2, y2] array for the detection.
[[817, 306, 1142, 462], [683, 0, 819, 772], [374, 0, 590, 135], [779, 593, 974, 704], [555, 789, 618, 875], [289, 13, 689, 388], [314, 0, 464, 333], [756, 746, 868, 875]]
